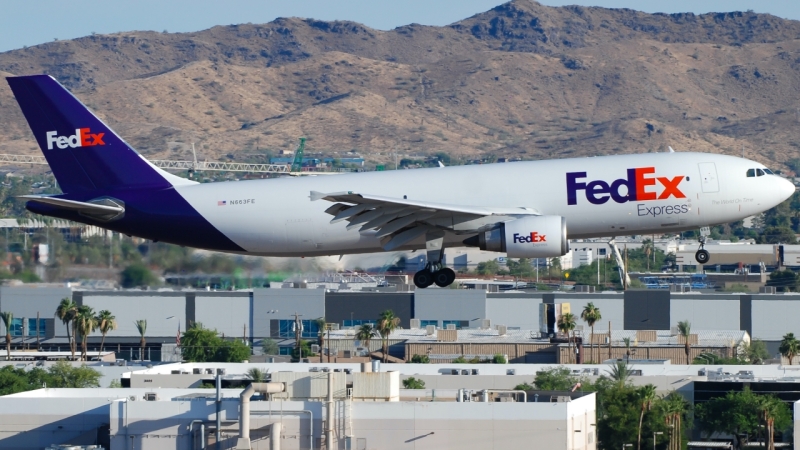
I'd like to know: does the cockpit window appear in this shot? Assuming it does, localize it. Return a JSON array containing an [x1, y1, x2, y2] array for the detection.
[[763, 168, 774, 175], [746, 169, 755, 177], [756, 169, 765, 177]]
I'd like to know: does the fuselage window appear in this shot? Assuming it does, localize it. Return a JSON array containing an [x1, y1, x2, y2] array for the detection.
[[756, 169, 765, 177], [746, 169, 755, 177]]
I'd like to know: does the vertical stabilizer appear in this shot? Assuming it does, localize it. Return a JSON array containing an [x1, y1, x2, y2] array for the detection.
[[6, 75, 189, 194]]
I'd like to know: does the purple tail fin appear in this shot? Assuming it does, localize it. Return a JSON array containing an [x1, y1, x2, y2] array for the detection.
[[6, 75, 171, 194]]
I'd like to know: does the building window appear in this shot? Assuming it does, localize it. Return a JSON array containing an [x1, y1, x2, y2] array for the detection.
[[419, 320, 438, 329], [442, 320, 462, 330], [343, 320, 376, 328], [278, 347, 293, 356], [10, 318, 45, 337], [598, 248, 607, 256], [277, 319, 319, 339]]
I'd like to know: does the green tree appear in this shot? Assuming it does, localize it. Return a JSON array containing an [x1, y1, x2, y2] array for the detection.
[[581, 303, 601, 364], [636, 384, 657, 450], [292, 340, 313, 362], [557, 312, 577, 363], [55, 298, 77, 360], [476, 260, 501, 276], [75, 305, 97, 361], [95, 310, 117, 354], [677, 320, 692, 365], [410, 354, 430, 363], [247, 368, 267, 383], [120, 263, 157, 288], [758, 226, 797, 244], [513, 382, 534, 391], [403, 377, 426, 389], [216, 339, 250, 362], [658, 392, 690, 450], [767, 270, 799, 292], [46, 361, 101, 388], [355, 323, 376, 353], [607, 360, 633, 387], [134, 319, 147, 360], [779, 332, 799, 365], [377, 310, 400, 363], [181, 323, 221, 362], [507, 258, 534, 279], [0, 312, 11, 361], [261, 338, 279, 355], [533, 367, 577, 390], [696, 388, 790, 450], [743, 339, 770, 364], [492, 353, 507, 364]]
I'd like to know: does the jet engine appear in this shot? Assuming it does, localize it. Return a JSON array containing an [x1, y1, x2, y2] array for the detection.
[[464, 215, 568, 258]]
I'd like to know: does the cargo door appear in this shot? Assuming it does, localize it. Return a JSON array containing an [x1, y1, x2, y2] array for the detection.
[[698, 162, 719, 193]]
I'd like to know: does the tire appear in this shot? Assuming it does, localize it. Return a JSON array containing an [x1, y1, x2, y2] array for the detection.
[[414, 270, 435, 288], [434, 268, 457, 287], [695, 249, 710, 264]]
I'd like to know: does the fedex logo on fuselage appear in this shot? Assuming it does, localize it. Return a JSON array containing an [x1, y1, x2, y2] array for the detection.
[[513, 232, 546, 244], [46, 128, 105, 150], [566, 167, 685, 205]]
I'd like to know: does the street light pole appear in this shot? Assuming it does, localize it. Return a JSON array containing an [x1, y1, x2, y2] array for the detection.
[[653, 431, 663, 450]]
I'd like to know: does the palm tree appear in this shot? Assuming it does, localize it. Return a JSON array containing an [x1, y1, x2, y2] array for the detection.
[[247, 367, 266, 383], [134, 320, 147, 361], [623, 337, 632, 362], [607, 360, 632, 388], [659, 392, 689, 450], [0, 312, 12, 361], [779, 332, 800, 365], [55, 297, 77, 359], [95, 310, 117, 354], [677, 320, 692, 365], [355, 323, 376, 355], [377, 310, 400, 363], [75, 306, 97, 361], [557, 312, 577, 363], [636, 384, 657, 450], [581, 303, 601, 364]]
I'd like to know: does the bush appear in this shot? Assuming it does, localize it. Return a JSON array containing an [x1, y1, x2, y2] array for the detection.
[[402, 377, 426, 389], [410, 354, 430, 363], [120, 263, 157, 288]]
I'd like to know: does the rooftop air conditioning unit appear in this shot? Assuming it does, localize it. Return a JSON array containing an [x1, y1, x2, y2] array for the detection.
[[446, 324, 456, 330], [144, 393, 158, 401], [497, 325, 507, 336], [670, 327, 679, 336], [329, 323, 340, 331], [171, 370, 181, 374], [192, 368, 202, 375], [426, 325, 436, 335], [205, 369, 213, 374], [343, 350, 352, 358], [481, 319, 491, 329], [311, 344, 321, 353], [128, 396, 137, 401], [410, 319, 421, 329]]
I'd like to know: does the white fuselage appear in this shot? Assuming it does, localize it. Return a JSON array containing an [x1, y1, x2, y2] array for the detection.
[[174, 152, 793, 256]]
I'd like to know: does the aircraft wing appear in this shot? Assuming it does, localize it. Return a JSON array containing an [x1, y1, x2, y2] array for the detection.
[[310, 190, 538, 250]]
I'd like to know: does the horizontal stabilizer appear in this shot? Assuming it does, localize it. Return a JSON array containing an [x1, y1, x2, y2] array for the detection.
[[19, 195, 124, 221]]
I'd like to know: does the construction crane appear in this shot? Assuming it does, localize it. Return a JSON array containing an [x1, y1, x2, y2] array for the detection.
[[290, 137, 307, 174]]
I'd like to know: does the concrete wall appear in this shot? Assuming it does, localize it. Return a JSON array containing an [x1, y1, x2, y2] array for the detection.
[[195, 292, 250, 337], [0, 396, 111, 449], [414, 289, 486, 325], [670, 298, 740, 330], [485, 294, 540, 329], [82, 292, 186, 337], [752, 297, 800, 341]]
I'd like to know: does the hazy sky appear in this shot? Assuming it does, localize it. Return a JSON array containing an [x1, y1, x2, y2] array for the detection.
[[1, 0, 799, 53]]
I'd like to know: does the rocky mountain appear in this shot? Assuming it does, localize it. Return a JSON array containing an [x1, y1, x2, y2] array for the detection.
[[1, 0, 800, 171]]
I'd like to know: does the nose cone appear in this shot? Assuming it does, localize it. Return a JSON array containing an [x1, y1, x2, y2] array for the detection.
[[777, 177, 796, 203]]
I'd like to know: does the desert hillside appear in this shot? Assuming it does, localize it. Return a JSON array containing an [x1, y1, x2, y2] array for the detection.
[[1, 0, 800, 170]]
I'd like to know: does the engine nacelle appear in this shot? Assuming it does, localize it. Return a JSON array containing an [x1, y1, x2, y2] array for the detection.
[[467, 216, 568, 258]]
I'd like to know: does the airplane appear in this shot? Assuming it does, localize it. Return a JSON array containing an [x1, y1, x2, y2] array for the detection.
[[5, 75, 796, 288]]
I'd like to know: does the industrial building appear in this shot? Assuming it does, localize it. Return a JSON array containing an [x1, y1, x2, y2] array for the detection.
[[1, 285, 799, 361]]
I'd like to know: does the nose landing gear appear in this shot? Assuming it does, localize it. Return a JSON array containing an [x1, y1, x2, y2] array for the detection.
[[694, 227, 711, 264]]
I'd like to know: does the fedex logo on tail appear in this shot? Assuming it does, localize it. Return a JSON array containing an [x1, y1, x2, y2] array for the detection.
[[567, 167, 685, 205], [46, 128, 105, 150]]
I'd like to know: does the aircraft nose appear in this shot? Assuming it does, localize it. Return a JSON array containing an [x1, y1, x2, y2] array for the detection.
[[776, 177, 796, 203]]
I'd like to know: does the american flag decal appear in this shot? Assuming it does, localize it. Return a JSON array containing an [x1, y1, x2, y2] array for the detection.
[[218, 200, 226, 206]]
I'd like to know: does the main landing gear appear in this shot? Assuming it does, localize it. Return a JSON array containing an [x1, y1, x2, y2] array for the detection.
[[694, 227, 711, 264], [413, 230, 457, 288]]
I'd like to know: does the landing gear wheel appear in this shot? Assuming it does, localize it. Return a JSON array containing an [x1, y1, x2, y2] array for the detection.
[[414, 270, 435, 289], [434, 268, 457, 287], [695, 249, 710, 264]]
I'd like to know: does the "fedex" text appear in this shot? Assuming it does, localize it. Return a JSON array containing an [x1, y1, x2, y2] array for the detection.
[[513, 232, 547, 244], [566, 167, 685, 205], [46, 128, 105, 150]]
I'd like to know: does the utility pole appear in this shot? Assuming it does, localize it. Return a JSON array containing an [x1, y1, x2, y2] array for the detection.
[[327, 323, 333, 363]]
